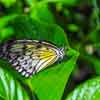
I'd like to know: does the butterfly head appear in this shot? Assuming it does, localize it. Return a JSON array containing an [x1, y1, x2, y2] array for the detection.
[[58, 47, 65, 59]]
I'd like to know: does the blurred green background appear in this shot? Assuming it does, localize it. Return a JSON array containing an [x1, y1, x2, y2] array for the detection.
[[0, 0, 100, 100]]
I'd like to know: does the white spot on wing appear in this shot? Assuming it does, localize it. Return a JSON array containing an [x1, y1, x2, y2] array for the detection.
[[16, 66, 20, 70], [12, 62, 18, 66], [21, 71, 26, 76], [32, 59, 39, 67], [25, 73, 29, 77], [18, 68, 23, 72]]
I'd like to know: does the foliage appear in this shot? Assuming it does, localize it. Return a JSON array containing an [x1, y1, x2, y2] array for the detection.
[[66, 77, 100, 100], [0, 0, 100, 100]]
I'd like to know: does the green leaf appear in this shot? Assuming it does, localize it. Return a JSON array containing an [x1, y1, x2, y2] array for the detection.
[[38, 0, 79, 6], [26, 0, 79, 6], [67, 24, 79, 32], [27, 0, 55, 24], [88, 30, 100, 44], [30, 4, 55, 24], [0, 15, 17, 29], [0, 27, 14, 43], [0, 64, 30, 100], [26, 0, 37, 6], [0, 0, 16, 7], [25, 49, 79, 100], [0, 15, 17, 43], [11, 16, 69, 47], [65, 77, 100, 100], [0, 57, 78, 100], [82, 54, 100, 75]]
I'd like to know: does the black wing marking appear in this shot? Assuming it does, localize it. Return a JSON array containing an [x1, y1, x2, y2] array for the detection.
[[10, 54, 40, 77]]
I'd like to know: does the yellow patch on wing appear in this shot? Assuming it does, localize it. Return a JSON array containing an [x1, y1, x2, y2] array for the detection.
[[36, 53, 57, 72], [32, 49, 57, 59]]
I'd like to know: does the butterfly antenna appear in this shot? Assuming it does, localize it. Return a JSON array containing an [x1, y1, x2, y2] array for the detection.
[[60, 45, 67, 51]]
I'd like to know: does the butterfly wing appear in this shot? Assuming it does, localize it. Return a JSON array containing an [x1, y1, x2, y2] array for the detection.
[[33, 48, 58, 73], [5, 40, 59, 77]]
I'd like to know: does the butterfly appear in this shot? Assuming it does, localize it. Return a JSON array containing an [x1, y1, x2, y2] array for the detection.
[[0, 40, 65, 77]]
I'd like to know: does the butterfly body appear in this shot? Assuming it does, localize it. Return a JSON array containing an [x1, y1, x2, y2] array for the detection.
[[0, 40, 65, 77]]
